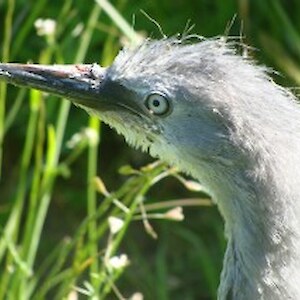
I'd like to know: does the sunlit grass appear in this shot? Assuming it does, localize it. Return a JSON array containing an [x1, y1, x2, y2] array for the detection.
[[0, 1, 207, 299]]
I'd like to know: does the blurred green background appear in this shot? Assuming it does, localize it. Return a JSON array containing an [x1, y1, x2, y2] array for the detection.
[[0, 0, 299, 299]]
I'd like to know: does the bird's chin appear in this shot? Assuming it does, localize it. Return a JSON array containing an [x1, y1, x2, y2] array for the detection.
[[86, 109, 156, 153]]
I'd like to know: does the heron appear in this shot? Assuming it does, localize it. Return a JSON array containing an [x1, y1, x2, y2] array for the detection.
[[1, 37, 300, 299]]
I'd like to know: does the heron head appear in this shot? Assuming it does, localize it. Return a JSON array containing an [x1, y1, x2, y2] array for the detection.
[[0, 38, 253, 185], [102, 38, 245, 181]]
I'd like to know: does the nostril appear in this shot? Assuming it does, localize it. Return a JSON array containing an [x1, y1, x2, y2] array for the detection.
[[90, 63, 105, 80]]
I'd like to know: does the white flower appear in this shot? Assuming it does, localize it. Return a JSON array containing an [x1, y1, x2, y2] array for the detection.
[[164, 207, 184, 221], [85, 128, 98, 146], [72, 23, 84, 37], [67, 290, 78, 300], [108, 216, 124, 235], [183, 180, 204, 192], [130, 292, 144, 300], [66, 132, 82, 149], [34, 18, 56, 36], [108, 254, 129, 270], [66, 127, 98, 149]]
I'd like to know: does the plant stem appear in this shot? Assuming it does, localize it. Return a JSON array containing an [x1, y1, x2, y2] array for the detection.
[[87, 116, 101, 294], [0, 0, 15, 179], [95, 0, 141, 45], [0, 91, 39, 298]]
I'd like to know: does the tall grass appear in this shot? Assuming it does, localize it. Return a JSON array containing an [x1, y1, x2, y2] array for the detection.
[[0, 1, 143, 298], [0, 1, 211, 299]]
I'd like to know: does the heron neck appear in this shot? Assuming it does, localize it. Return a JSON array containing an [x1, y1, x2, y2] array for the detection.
[[215, 167, 300, 300]]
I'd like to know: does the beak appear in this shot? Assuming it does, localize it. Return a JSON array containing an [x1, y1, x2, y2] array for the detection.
[[0, 63, 109, 110]]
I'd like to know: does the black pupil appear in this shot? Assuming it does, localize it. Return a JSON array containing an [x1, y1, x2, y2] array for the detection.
[[152, 99, 160, 107]]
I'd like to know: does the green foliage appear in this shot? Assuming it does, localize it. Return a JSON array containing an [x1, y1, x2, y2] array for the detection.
[[0, 0, 299, 299]]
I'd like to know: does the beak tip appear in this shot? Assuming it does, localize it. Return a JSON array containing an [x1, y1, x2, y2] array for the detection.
[[0, 62, 108, 107]]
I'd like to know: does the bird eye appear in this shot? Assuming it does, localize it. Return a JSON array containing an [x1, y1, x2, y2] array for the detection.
[[145, 93, 170, 116]]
